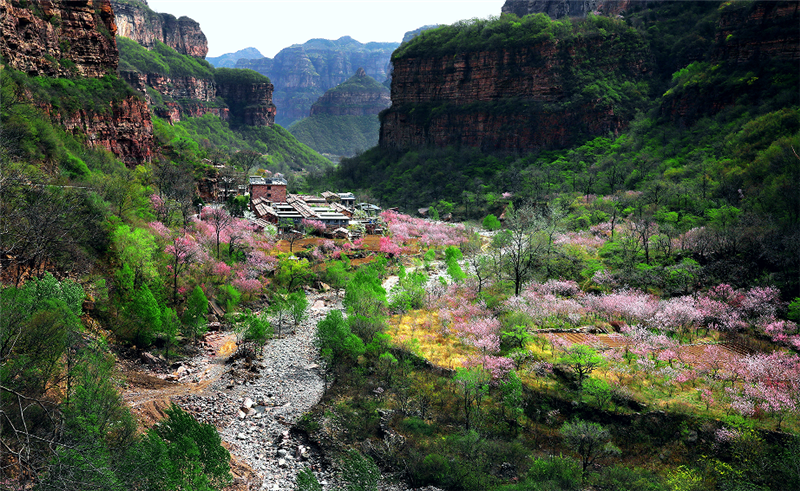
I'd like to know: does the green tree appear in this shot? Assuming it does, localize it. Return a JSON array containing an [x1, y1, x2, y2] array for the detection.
[[482, 214, 501, 231], [159, 307, 181, 360], [288, 290, 309, 328], [315, 310, 365, 390], [275, 256, 313, 291], [147, 404, 232, 489], [558, 344, 604, 392], [126, 283, 162, 346], [182, 286, 208, 344], [445, 246, 466, 282], [453, 367, 490, 431], [560, 419, 621, 474], [324, 260, 351, 297]]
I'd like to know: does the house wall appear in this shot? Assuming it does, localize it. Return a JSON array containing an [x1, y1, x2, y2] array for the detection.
[[250, 183, 287, 203]]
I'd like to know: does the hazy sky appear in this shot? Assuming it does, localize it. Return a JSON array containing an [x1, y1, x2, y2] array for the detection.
[[146, 1, 506, 58]]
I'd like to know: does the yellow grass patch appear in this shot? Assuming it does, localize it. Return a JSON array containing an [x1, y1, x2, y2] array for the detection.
[[388, 310, 473, 370], [219, 340, 237, 357]]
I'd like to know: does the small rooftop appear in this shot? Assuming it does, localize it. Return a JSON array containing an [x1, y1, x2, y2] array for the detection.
[[249, 176, 288, 186]]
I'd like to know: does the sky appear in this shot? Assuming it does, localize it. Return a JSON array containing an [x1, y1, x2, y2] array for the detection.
[[146, 0, 506, 58]]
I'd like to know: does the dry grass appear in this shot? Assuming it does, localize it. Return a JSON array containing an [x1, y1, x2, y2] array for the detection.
[[388, 310, 472, 370]]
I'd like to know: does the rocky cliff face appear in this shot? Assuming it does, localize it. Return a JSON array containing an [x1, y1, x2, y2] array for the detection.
[[381, 33, 650, 153], [119, 70, 230, 123], [1, 0, 153, 165], [663, 1, 799, 126], [501, 0, 649, 18], [111, 0, 207, 57], [714, 1, 799, 63], [310, 68, 390, 117], [216, 81, 277, 126], [1, 0, 118, 77], [236, 37, 398, 125]]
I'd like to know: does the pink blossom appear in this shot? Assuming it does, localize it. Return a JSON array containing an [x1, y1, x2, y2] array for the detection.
[[232, 276, 263, 295], [465, 355, 514, 380], [379, 236, 402, 256], [301, 219, 326, 233], [213, 261, 232, 277], [147, 221, 171, 238]]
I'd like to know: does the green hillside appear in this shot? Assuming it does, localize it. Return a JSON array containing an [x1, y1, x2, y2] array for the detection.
[[289, 114, 380, 157]]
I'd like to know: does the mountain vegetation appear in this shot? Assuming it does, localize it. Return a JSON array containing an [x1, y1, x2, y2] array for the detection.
[[289, 114, 380, 158]]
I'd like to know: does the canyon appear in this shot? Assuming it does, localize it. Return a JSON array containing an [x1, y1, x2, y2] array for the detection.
[[236, 37, 398, 125]]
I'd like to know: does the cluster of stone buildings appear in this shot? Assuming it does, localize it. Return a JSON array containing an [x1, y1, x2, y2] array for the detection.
[[248, 175, 381, 235]]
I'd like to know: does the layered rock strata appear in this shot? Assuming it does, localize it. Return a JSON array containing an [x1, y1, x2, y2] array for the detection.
[[0, 0, 118, 77], [216, 81, 277, 127], [381, 35, 649, 152], [1, 0, 153, 165], [111, 0, 207, 57], [120, 71, 231, 123], [664, 1, 799, 126]]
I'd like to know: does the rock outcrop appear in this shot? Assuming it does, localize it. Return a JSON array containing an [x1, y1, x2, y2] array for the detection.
[[41, 93, 154, 165], [310, 68, 390, 117], [501, 0, 649, 18], [663, 1, 799, 126], [216, 80, 277, 126], [236, 37, 398, 125], [381, 27, 650, 153], [714, 0, 799, 64], [111, 0, 207, 57], [1, 0, 153, 165], [1, 0, 118, 77]]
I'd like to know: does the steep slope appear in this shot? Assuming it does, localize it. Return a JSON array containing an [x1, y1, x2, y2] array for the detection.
[[236, 37, 398, 125], [381, 15, 652, 152], [310, 68, 390, 117], [0, 0, 153, 166], [501, 0, 651, 18], [111, 0, 208, 57], [1, 0, 118, 77], [117, 26, 276, 126]]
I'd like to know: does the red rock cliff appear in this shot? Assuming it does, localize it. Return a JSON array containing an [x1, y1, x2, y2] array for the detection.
[[1, 0, 154, 166], [501, 0, 651, 19], [111, 0, 208, 57], [1, 0, 118, 77], [381, 34, 650, 152]]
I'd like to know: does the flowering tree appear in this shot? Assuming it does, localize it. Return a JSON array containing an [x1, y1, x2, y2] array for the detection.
[[301, 219, 326, 235], [165, 235, 201, 306], [201, 206, 234, 260]]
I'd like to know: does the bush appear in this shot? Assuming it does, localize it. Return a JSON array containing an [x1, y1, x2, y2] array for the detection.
[[483, 214, 502, 231]]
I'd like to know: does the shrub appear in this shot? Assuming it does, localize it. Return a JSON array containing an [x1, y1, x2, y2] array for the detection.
[[483, 214, 502, 231]]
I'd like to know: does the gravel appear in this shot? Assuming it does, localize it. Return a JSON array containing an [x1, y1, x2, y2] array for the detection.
[[170, 288, 441, 491]]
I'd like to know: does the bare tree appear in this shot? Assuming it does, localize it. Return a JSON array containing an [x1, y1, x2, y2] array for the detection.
[[202, 206, 234, 259]]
